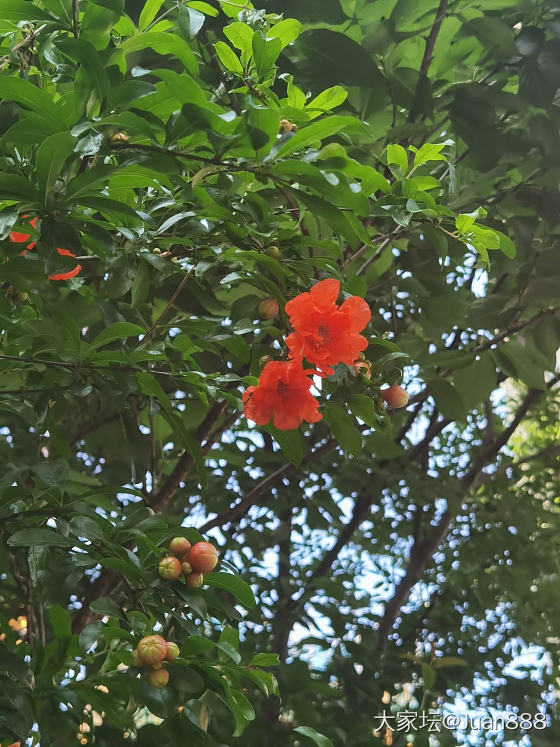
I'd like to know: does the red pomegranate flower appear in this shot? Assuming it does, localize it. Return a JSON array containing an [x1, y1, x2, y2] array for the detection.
[[10, 215, 37, 248], [48, 248, 82, 281], [9, 215, 81, 281], [285, 278, 371, 374], [242, 360, 322, 430]]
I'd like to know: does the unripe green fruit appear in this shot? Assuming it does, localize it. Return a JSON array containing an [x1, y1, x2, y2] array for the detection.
[[169, 537, 191, 557], [147, 668, 169, 688], [137, 635, 167, 665], [130, 648, 143, 667], [181, 561, 193, 576], [265, 245, 282, 259], [381, 385, 409, 409], [185, 572, 204, 588], [158, 555, 182, 580], [165, 642, 180, 662], [187, 542, 219, 574], [258, 298, 279, 320], [14, 291, 28, 302]]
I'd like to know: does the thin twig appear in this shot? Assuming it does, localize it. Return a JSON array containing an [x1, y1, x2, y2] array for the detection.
[[72, 0, 80, 36], [132, 271, 191, 349], [408, 0, 449, 123]]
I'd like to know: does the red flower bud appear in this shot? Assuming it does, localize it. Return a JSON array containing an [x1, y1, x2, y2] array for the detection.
[[381, 385, 409, 409], [187, 542, 219, 574]]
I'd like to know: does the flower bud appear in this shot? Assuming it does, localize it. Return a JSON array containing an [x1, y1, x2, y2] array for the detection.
[[279, 119, 297, 133], [158, 555, 182, 581], [258, 299, 279, 320], [265, 245, 282, 260], [352, 360, 371, 378], [381, 385, 409, 409], [147, 668, 169, 688]]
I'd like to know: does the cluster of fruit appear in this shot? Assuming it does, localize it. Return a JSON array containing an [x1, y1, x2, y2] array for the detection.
[[131, 635, 179, 688], [158, 537, 219, 588]]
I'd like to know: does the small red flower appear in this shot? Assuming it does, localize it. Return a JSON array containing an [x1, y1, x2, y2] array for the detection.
[[48, 248, 82, 281], [285, 278, 371, 374], [9, 215, 81, 280], [242, 360, 322, 430], [10, 215, 37, 249]]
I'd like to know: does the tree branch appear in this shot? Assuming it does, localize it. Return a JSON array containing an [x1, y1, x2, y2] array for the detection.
[[149, 400, 231, 513], [375, 374, 560, 650], [408, 0, 448, 123], [199, 438, 335, 532]]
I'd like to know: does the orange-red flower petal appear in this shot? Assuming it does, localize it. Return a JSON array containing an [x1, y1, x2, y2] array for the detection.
[[48, 248, 82, 281], [10, 215, 37, 250], [9, 217, 82, 281], [285, 278, 371, 374], [242, 360, 321, 430]]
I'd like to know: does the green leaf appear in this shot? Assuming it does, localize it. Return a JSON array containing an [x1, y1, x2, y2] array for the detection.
[[204, 572, 257, 610], [252, 31, 282, 77], [89, 597, 121, 618], [35, 132, 75, 204], [247, 104, 280, 156], [0, 76, 67, 127], [131, 260, 151, 307], [266, 425, 303, 466], [0, 0, 55, 30], [387, 143, 408, 177], [273, 115, 358, 159], [249, 652, 280, 666], [8, 528, 71, 547], [453, 353, 497, 409], [49, 604, 72, 639], [79, 622, 104, 651], [89, 322, 145, 350], [138, 0, 165, 30], [177, 4, 205, 38], [349, 394, 378, 428], [58, 38, 110, 100], [117, 32, 198, 75], [268, 18, 302, 49], [223, 687, 255, 736], [214, 41, 243, 74], [223, 21, 254, 65], [0, 174, 41, 202], [295, 29, 386, 90], [495, 230, 516, 258], [293, 726, 335, 747], [306, 86, 348, 116], [323, 404, 362, 456], [411, 141, 452, 167], [465, 17, 516, 60], [427, 379, 467, 422]]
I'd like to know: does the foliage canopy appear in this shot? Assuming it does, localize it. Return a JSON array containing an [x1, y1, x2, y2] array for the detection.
[[0, 0, 560, 744]]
